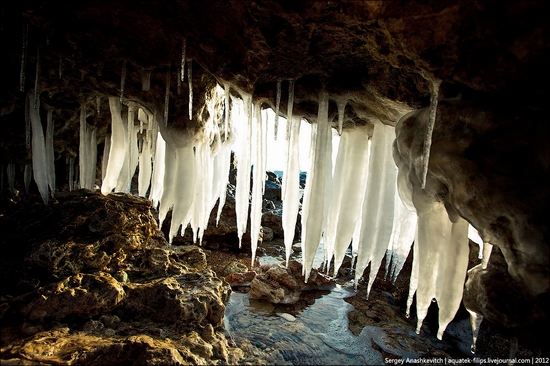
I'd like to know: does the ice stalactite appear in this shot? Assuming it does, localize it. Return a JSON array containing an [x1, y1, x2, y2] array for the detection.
[[138, 135, 152, 197], [79, 105, 97, 190], [214, 129, 234, 225], [141, 70, 151, 91], [234, 94, 253, 247], [102, 133, 111, 181], [336, 98, 347, 136], [120, 60, 127, 103], [482, 243, 493, 269], [274, 80, 281, 140], [24, 164, 32, 193], [323, 124, 371, 276], [101, 97, 128, 195], [223, 83, 231, 141], [181, 39, 187, 82], [282, 115, 302, 266], [7, 164, 15, 193], [353, 121, 397, 296], [412, 196, 469, 339], [158, 142, 177, 228], [28, 92, 49, 204], [164, 67, 171, 126], [301, 89, 332, 281], [149, 131, 166, 209], [20, 23, 28, 92], [286, 80, 295, 140], [385, 170, 417, 283], [467, 309, 483, 353], [420, 77, 441, 189], [188, 60, 193, 120], [468, 224, 485, 259], [45, 109, 55, 195], [117, 114, 138, 193], [33, 48, 41, 109], [96, 96, 101, 115], [250, 102, 268, 265]]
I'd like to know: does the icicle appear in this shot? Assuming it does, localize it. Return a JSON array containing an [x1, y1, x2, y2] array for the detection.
[[7, 164, 16, 193], [353, 122, 397, 297], [127, 104, 137, 187], [33, 48, 41, 110], [323, 125, 371, 276], [96, 96, 101, 115], [120, 60, 127, 103], [188, 60, 193, 120], [138, 134, 153, 197], [141, 70, 151, 91], [336, 98, 347, 136], [89, 127, 97, 189], [28, 92, 49, 204], [164, 67, 171, 126], [102, 133, 111, 181], [224, 82, 231, 141], [286, 79, 295, 140], [181, 39, 187, 82], [149, 131, 166, 209], [467, 309, 483, 353], [45, 109, 55, 195], [101, 97, 128, 195], [274, 80, 281, 140], [482, 243, 493, 269], [20, 23, 28, 92], [234, 95, 253, 247], [250, 102, 268, 266], [25, 90, 31, 149], [24, 164, 32, 194], [68, 157, 75, 191], [420, 77, 442, 189], [79, 105, 90, 189], [301, 89, 332, 281], [282, 115, 302, 266]]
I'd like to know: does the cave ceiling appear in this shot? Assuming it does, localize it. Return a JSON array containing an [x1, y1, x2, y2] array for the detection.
[[2, 0, 549, 154]]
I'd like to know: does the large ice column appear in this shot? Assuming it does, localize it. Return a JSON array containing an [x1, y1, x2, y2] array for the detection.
[[324, 125, 371, 276], [353, 121, 397, 296], [301, 89, 333, 280], [282, 115, 302, 265], [234, 94, 253, 247], [412, 195, 470, 339], [45, 109, 55, 195], [28, 92, 49, 204], [250, 102, 268, 265], [385, 169, 418, 283], [101, 97, 128, 195]]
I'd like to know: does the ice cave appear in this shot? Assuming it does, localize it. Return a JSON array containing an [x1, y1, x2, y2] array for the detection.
[[1, 1, 549, 364]]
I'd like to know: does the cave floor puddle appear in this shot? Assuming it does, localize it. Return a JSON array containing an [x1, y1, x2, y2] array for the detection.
[[224, 284, 386, 365]]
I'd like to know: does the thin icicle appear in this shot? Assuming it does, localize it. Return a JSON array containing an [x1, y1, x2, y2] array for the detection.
[[336, 98, 347, 136], [96, 96, 101, 115], [482, 243, 493, 269], [45, 109, 55, 195], [420, 77, 441, 189], [120, 60, 127, 103], [250, 102, 268, 266], [188, 60, 193, 120], [102, 133, 111, 181], [142, 70, 151, 91], [181, 39, 187, 82], [467, 309, 483, 353], [20, 23, 29, 92], [234, 95, 253, 247], [138, 134, 153, 197], [24, 164, 32, 193], [274, 80, 281, 140], [164, 67, 171, 126], [286, 79, 295, 141], [282, 116, 302, 266], [301, 89, 332, 281], [224, 83, 231, 141], [149, 131, 166, 209], [33, 48, 41, 110], [79, 105, 90, 189], [28, 92, 49, 204]]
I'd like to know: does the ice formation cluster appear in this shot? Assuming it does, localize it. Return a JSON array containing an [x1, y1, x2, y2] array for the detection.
[[24, 74, 493, 343]]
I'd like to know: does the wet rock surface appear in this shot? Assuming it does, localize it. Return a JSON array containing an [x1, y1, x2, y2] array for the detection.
[[0, 191, 243, 365]]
